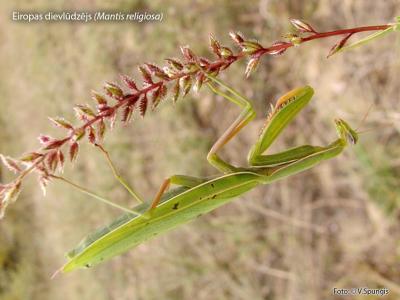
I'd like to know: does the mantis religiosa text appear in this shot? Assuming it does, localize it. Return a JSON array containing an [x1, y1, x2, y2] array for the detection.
[[60, 74, 358, 273]]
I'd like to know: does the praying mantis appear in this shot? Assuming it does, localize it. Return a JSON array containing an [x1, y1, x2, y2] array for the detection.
[[60, 74, 358, 273]]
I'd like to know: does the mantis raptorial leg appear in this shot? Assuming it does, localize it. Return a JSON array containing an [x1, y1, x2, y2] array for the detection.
[[147, 75, 335, 212]]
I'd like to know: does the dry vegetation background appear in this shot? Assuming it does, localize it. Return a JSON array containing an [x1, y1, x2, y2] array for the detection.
[[0, 1, 399, 299]]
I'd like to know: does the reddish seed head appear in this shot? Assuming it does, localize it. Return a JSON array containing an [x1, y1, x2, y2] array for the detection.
[[289, 18, 317, 34], [0, 21, 388, 219]]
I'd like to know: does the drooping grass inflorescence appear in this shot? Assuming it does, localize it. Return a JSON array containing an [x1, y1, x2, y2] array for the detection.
[[0, 18, 398, 218]]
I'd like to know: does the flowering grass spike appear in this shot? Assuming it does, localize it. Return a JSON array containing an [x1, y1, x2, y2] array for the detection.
[[0, 17, 398, 219]]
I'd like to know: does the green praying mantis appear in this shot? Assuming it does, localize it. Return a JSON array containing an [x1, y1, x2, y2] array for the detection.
[[60, 74, 358, 273]]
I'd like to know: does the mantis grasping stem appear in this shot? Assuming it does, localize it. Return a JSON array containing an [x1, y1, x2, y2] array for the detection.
[[60, 75, 358, 272]]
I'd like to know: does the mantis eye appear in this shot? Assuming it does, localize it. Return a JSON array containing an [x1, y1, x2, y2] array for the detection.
[[334, 118, 359, 145], [345, 131, 358, 145]]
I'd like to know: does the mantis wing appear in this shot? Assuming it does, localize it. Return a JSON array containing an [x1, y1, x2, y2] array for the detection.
[[62, 172, 262, 272]]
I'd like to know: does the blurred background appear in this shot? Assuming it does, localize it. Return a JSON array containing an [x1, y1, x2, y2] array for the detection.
[[0, 1, 399, 299]]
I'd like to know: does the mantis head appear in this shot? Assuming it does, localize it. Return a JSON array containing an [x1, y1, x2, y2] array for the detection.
[[334, 118, 359, 145]]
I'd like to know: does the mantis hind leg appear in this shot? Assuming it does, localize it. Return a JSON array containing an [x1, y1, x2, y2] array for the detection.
[[95, 143, 145, 204]]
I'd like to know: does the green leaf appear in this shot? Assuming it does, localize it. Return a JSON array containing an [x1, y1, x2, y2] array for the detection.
[[336, 26, 395, 55]]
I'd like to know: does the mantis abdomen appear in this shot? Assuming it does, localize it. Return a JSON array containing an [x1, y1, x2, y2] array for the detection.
[[63, 172, 261, 271]]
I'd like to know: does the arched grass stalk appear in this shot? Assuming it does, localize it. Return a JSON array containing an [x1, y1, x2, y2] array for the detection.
[[0, 17, 398, 218], [0, 17, 398, 273]]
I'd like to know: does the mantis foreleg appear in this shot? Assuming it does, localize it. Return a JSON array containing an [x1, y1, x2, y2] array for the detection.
[[246, 86, 315, 166], [245, 87, 357, 172]]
